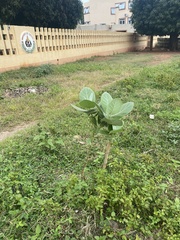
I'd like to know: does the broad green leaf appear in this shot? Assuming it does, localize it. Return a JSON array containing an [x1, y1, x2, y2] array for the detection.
[[71, 104, 89, 112], [111, 102, 134, 117], [112, 125, 124, 132], [35, 224, 41, 235], [79, 87, 96, 102], [102, 118, 124, 126], [106, 98, 123, 117], [79, 100, 96, 109], [100, 92, 113, 112], [72, 87, 134, 135], [71, 104, 97, 115]]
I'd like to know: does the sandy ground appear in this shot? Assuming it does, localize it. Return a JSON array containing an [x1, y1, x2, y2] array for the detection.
[[0, 123, 36, 142]]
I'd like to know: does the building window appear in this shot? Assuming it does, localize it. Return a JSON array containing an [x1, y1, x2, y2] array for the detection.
[[3, 34, 7, 40], [111, 7, 116, 15], [0, 49, 4, 55], [119, 18, 125, 24], [119, 2, 126, 10], [84, 7, 90, 14], [128, 17, 132, 24], [12, 48, 16, 55], [6, 49, 10, 55]]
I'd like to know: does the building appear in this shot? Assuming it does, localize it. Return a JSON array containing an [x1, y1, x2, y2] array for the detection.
[[82, 0, 134, 32]]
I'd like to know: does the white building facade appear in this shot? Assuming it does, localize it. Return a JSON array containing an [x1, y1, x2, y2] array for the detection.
[[82, 0, 134, 32]]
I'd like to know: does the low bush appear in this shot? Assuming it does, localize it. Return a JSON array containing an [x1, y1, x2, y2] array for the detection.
[[30, 64, 54, 78]]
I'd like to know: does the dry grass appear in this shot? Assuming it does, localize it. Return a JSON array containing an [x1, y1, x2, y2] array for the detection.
[[0, 52, 179, 134]]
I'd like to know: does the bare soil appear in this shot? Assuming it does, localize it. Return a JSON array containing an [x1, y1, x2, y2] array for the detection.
[[142, 51, 178, 65], [0, 122, 36, 142]]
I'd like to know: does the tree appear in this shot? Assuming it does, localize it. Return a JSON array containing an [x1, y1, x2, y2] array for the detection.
[[131, 0, 158, 51], [131, 0, 180, 51], [0, 0, 22, 24], [0, 0, 83, 29], [9, 0, 55, 27], [153, 0, 180, 51], [51, 0, 83, 29]]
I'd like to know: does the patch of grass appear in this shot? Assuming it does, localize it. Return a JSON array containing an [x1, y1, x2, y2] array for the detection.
[[0, 52, 180, 239], [1, 64, 54, 80]]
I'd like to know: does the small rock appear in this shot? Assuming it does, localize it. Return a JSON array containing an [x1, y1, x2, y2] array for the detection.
[[149, 114, 155, 119]]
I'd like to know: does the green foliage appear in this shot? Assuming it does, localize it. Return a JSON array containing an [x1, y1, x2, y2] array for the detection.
[[162, 120, 180, 145], [0, 145, 179, 239], [0, 0, 21, 24], [55, 60, 109, 74], [72, 87, 134, 134], [131, 0, 180, 50], [0, 0, 83, 29], [85, 160, 180, 239], [0, 53, 179, 239], [30, 64, 53, 78], [33, 125, 64, 152], [131, 0, 158, 36], [51, 0, 83, 29], [0, 64, 53, 83]]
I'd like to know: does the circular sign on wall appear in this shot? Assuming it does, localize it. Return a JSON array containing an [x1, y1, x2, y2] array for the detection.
[[20, 31, 35, 53]]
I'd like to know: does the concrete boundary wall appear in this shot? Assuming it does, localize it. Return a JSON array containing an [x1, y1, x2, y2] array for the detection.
[[156, 37, 180, 49], [0, 25, 148, 72]]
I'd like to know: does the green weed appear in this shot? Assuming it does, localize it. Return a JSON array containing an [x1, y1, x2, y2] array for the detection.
[[0, 52, 179, 239]]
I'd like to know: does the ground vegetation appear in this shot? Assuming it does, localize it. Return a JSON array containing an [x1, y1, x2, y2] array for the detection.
[[0, 53, 179, 239]]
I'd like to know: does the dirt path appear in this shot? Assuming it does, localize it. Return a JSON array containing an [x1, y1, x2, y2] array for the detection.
[[0, 122, 36, 142], [143, 51, 178, 65]]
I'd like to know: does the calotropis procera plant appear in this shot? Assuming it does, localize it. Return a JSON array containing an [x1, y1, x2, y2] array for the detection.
[[71, 87, 134, 169], [71, 87, 134, 134]]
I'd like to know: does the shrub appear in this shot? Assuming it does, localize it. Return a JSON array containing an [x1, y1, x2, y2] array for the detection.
[[31, 64, 53, 78]]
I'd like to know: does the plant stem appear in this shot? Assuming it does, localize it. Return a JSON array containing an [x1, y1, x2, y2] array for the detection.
[[103, 141, 111, 169]]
